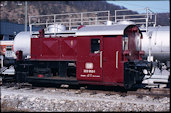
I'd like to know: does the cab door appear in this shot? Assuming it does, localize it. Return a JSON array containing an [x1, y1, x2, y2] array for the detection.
[[77, 36, 103, 82], [102, 36, 124, 83]]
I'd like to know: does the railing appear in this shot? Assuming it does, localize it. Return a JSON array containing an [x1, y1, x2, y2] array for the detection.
[[29, 11, 110, 35], [29, 8, 157, 35], [114, 8, 157, 31]]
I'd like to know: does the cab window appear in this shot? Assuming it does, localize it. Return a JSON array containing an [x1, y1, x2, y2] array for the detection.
[[91, 39, 100, 53]]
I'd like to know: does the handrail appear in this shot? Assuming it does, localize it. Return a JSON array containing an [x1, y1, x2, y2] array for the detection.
[[29, 8, 157, 36]]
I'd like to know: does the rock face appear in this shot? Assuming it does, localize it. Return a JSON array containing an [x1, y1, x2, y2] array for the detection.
[[1, 87, 170, 112], [0, 1, 170, 26]]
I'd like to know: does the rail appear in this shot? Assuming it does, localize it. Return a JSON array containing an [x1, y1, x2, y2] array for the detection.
[[114, 8, 157, 31], [29, 11, 110, 35], [29, 8, 157, 35]]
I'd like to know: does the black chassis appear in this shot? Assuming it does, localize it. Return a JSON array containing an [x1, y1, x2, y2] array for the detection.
[[14, 59, 77, 85], [124, 60, 153, 89]]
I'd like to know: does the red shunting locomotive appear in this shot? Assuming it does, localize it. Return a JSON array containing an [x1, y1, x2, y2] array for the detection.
[[14, 23, 152, 89]]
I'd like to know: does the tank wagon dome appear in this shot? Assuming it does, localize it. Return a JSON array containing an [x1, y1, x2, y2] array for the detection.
[[104, 20, 113, 25], [117, 20, 135, 25], [76, 24, 137, 36], [13, 31, 31, 58], [47, 24, 66, 33]]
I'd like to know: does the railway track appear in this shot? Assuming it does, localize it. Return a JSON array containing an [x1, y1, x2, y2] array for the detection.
[[1, 83, 170, 112], [1, 82, 170, 112], [1, 82, 170, 98], [75, 87, 170, 98]]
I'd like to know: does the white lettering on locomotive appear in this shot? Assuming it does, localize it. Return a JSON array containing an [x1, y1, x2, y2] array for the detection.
[[83, 69, 95, 73]]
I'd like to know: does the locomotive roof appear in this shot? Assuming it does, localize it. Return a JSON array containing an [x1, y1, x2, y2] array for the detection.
[[76, 24, 135, 36]]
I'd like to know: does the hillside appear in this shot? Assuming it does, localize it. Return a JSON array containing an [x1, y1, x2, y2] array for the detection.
[[0, 1, 170, 26]]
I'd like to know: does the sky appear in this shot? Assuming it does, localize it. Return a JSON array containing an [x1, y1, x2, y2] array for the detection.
[[107, 0, 170, 13]]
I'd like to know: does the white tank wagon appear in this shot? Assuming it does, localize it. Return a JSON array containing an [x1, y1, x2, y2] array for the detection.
[[13, 32, 31, 58], [141, 26, 170, 87], [141, 26, 170, 66]]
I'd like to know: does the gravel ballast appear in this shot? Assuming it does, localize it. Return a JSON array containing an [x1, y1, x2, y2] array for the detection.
[[1, 86, 170, 112]]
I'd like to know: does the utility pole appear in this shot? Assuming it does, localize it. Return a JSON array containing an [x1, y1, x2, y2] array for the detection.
[[25, 1, 27, 31]]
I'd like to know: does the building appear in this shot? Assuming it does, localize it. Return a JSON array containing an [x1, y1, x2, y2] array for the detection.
[[0, 21, 41, 58], [0, 21, 41, 40]]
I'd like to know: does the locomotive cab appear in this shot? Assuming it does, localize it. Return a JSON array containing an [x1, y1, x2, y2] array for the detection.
[[76, 24, 148, 89]]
